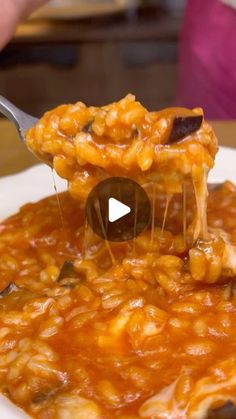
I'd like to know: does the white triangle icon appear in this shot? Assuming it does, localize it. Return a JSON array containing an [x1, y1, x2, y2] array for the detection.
[[108, 197, 131, 223]]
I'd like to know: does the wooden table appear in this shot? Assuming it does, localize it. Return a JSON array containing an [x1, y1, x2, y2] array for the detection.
[[12, 8, 180, 45], [0, 119, 235, 177]]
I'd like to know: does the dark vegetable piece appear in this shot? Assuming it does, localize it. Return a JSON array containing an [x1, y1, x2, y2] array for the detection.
[[208, 183, 222, 191], [32, 387, 60, 404], [32, 392, 52, 404], [168, 115, 203, 144], [57, 261, 76, 283], [206, 401, 236, 419], [83, 120, 93, 133], [32, 378, 67, 403], [0, 282, 19, 297], [133, 126, 139, 138]]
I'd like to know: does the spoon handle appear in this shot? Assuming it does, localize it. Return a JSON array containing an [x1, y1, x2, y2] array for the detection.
[[0, 95, 38, 142]]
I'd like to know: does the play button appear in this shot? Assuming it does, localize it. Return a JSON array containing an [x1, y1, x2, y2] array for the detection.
[[108, 198, 131, 223], [86, 177, 151, 242]]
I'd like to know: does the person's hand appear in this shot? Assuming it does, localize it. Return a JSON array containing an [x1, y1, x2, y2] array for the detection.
[[0, 0, 48, 50]]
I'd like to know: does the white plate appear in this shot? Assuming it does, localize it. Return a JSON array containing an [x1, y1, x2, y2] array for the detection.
[[0, 165, 67, 221], [30, 0, 138, 20], [0, 145, 235, 417]]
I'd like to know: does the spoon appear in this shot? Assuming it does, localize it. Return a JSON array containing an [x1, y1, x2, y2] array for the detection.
[[0, 95, 38, 142]]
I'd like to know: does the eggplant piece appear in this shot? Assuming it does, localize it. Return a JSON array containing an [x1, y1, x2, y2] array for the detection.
[[206, 401, 236, 419], [0, 282, 19, 297], [82, 120, 93, 134], [168, 115, 203, 144], [57, 261, 75, 283], [32, 386, 61, 404], [208, 183, 223, 191], [133, 126, 139, 138], [32, 392, 52, 404], [57, 261, 81, 288]]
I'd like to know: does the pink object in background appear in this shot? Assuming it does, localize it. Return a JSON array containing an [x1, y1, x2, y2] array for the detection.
[[177, 0, 236, 119]]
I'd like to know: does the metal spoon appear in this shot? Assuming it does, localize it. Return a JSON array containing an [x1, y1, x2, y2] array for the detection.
[[0, 95, 38, 142]]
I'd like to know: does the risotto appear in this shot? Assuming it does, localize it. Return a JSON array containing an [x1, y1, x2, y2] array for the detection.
[[0, 96, 235, 418]]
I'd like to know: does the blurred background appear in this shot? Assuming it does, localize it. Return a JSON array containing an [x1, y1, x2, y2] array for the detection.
[[0, 0, 185, 116], [1, 0, 236, 177]]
